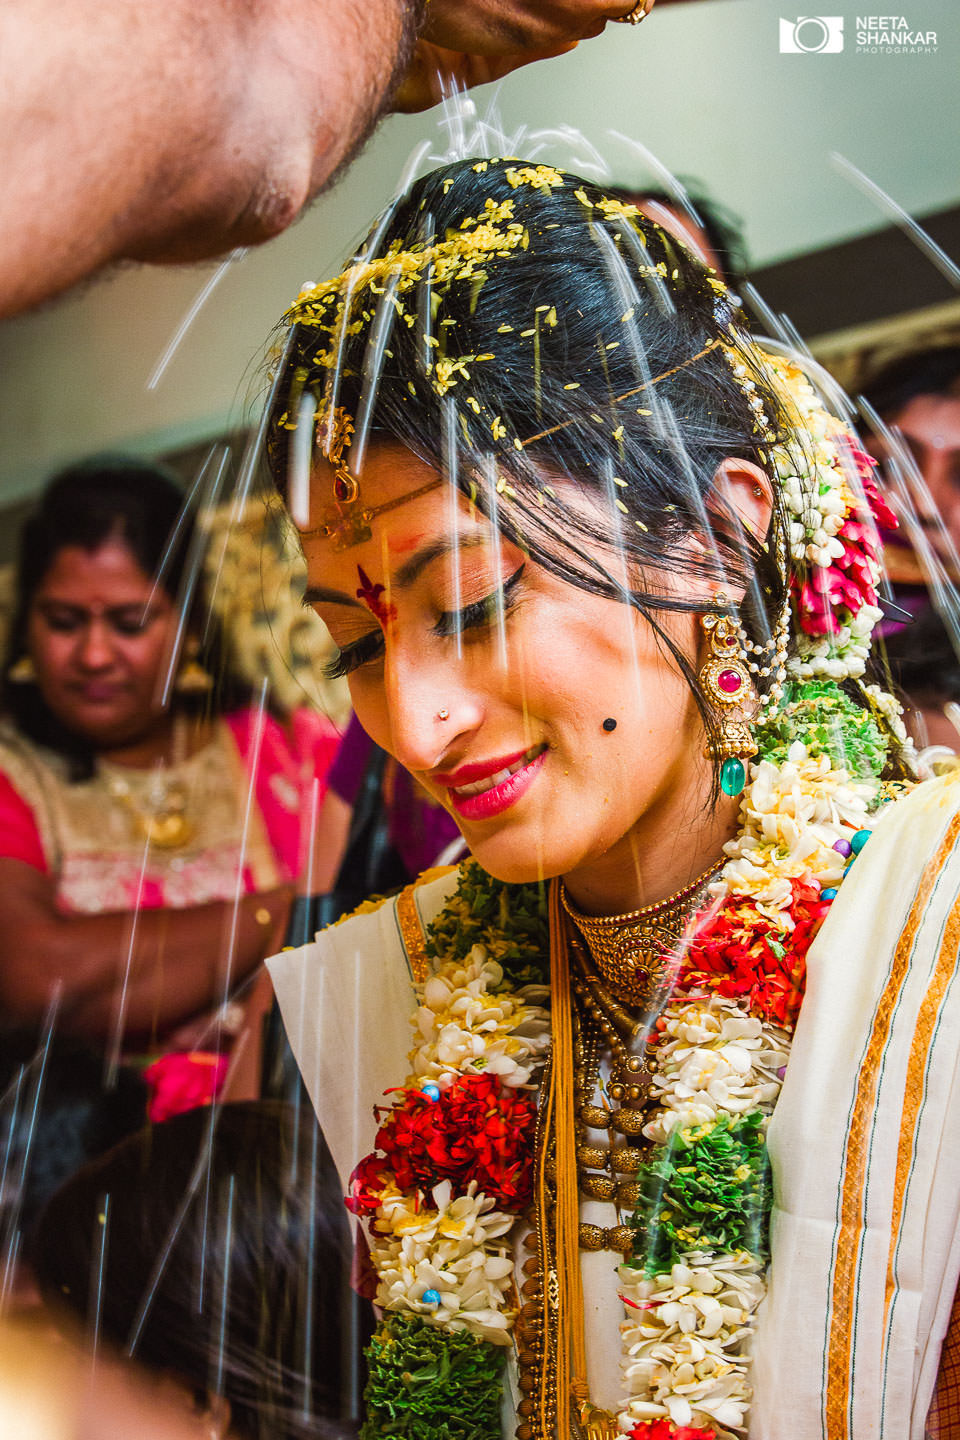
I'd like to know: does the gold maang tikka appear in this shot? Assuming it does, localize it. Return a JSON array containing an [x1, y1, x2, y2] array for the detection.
[[298, 399, 442, 552]]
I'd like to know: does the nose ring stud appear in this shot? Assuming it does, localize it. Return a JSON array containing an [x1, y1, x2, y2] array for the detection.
[[436, 708, 450, 722]]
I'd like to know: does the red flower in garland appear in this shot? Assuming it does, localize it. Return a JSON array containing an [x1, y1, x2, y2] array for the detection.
[[346, 1072, 537, 1216], [679, 879, 829, 1029], [791, 442, 896, 640], [626, 1420, 716, 1440], [847, 444, 898, 532]]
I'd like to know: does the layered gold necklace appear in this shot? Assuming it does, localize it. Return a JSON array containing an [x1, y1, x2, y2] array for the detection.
[[515, 865, 720, 1440], [561, 862, 721, 1254]]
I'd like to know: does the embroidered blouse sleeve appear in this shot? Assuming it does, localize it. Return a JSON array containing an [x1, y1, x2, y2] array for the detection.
[[0, 770, 48, 871]]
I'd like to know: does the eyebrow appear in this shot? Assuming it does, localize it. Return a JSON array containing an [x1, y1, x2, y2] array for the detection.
[[302, 534, 490, 608], [35, 599, 160, 618]]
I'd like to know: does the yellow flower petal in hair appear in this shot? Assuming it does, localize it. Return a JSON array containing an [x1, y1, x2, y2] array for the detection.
[[504, 163, 564, 192]]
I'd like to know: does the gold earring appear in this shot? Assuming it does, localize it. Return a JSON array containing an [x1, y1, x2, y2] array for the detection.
[[7, 654, 36, 683], [698, 595, 758, 796], [174, 641, 213, 695]]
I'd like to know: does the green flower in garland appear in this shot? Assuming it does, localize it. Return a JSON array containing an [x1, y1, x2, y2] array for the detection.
[[626, 1111, 772, 1276], [425, 859, 549, 989], [754, 678, 888, 777], [362, 1314, 505, 1440]]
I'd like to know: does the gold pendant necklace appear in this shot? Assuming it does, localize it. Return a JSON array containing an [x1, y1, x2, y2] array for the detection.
[[559, 860, 722, 1006], [103, 717, 196, 851]]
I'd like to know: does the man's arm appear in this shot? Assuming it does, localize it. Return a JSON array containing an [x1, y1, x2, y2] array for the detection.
[[0, 0, 653, 319], [0, 0, 414, 318]]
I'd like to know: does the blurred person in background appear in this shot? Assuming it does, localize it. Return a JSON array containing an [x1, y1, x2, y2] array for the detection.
[[607, 181, 748, 283], [861, 346, 960, 750], [32, 1100, 364, 1440], [0, 1027, 148, 1312], [0, 1318, 224, 1440], [0, 458, 338, 1114]]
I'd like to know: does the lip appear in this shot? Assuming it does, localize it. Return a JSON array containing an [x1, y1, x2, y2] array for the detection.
[[72, 683, 126, 703], [441, 745, 547, 822]]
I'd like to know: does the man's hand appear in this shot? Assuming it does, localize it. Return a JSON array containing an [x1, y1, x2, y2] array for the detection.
[[394, 0, 646, 113], [423, 0, 635, 51]]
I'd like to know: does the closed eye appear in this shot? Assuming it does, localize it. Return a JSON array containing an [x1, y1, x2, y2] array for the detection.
[[322, 629, 384, 680], [321, 563, 526, 678], [433, 564, 525, 638]]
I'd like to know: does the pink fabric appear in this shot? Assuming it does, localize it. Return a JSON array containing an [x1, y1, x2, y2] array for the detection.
[[0, 709, 340, 898], [0, 771, 48, 871], [143, 1051, 230, 1123], [225, 709, 340, 882]]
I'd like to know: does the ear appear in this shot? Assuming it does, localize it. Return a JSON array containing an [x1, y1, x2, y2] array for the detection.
[[711, 457, 774, 545], [200, 1394, 232, 1438]]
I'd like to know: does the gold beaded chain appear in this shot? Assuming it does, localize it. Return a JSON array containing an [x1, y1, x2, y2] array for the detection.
[[570, 959, 651, 1255], [515, 869, 724, 1439]]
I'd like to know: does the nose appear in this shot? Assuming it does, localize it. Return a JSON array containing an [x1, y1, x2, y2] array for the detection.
[[75, 619, 115, 671], [382, 645, 484, 775]]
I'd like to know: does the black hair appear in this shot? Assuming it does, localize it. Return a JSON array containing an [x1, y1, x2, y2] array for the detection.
[[601, 183, 748, 284], [1, 455, 252, 779], [885, 602, 960, 704], [861, 345, 960, 419], [267, 158, 794, 788], [0, 1028, 148, 1255], [32, 1099, 363, 1440]]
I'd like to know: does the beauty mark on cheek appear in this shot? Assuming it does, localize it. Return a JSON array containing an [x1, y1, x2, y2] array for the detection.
[[356, 565, 397, 626]]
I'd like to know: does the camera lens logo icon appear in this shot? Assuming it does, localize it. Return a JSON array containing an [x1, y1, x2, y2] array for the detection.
[[779, 15, 845, 51]]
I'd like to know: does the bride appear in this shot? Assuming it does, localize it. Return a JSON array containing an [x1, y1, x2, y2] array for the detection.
[[265, 157, 960, 1440]]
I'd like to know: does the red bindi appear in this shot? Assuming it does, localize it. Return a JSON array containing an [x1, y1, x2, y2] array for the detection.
[[356, 565, 397, 626]]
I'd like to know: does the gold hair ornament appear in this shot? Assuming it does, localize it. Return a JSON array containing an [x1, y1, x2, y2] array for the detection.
[[519, 338, 722, 449], [299, 467, 443, 553]]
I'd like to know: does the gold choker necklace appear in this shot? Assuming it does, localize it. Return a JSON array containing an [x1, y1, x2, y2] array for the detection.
[[559, 861, 722, 1007]]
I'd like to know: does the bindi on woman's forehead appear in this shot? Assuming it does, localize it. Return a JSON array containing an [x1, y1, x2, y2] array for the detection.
[[356, 565, 397, 627], [388, 531, 427, 556]]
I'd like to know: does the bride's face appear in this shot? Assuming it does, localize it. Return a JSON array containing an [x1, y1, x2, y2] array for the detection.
[[301, 443, 710, 886]]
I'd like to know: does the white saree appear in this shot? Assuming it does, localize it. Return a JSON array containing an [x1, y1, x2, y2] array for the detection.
[[268, 773, 960, 1439]]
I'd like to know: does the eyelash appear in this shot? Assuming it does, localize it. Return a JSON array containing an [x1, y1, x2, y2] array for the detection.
[[322, 564, 526, 680]]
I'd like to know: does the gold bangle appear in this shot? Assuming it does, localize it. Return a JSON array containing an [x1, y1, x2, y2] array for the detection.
[[613, 0, 654, 22]]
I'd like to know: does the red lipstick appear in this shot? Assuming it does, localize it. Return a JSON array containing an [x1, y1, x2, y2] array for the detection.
[[436, 745, 547, 821]]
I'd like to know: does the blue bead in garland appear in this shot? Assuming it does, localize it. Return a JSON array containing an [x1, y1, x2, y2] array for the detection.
[[821, 887, 839, 901], [421, 1289, 441, 1307], [720, 757, 746, 797], [850, 828, 871, 855], [421, 1083, 441, 1102]]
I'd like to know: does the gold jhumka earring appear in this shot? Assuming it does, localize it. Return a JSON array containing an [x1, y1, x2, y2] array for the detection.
[[174, 639, 213, 696], [698, 595, 759, 797], [7, 655, 36, 683]]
